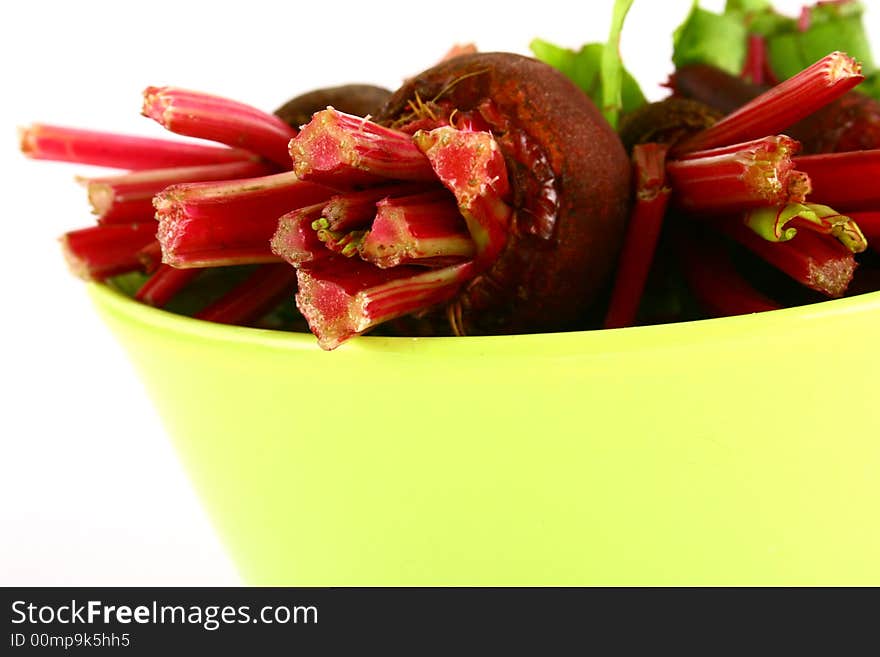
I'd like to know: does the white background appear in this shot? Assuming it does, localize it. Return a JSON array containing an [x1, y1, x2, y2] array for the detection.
[[0, 0, 871, 585]]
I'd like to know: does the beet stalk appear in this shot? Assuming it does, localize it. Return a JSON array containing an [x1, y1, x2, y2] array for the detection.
[[793, 150, 880, 212], [666, 135, 809, 213], [143, 86, 298, 168], [672, 52, 863, 156], [289, 108, 439, 186], [271, 204, 335, 268], [320, 183, 438, 232], [358, 191, 476, 268], [62, 223, 158, 281], [20, 123, 255, 170], [412, 126, 512, 269], [135, 265, 201, 308], [677, 230, 782, 318], [84, 160, 275, 224], [718, 218, 857, 298], [670, 63, 880, 155], [155, 172, 335, 268], [295, 259, 475, 350], [604, 143, 671, 329], [195, 264, 298, 325]]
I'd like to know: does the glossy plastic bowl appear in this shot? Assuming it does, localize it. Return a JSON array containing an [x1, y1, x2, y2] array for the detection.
[[89, 282, 880, 585]]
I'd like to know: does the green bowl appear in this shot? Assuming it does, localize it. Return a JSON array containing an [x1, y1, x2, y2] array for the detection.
[[89, 283, 880, 585]]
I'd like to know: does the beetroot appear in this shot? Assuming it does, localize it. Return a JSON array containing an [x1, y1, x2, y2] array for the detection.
[[274, 84, 392, 130], [381, 53, 631, 335], [287, 53, 631, 346]]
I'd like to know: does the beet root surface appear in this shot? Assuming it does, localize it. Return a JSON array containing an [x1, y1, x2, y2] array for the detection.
[[274, 84, 392, 129], [378, 52, 632, 335]]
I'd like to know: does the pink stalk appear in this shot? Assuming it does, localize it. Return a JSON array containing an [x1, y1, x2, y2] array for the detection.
[[798, 6, 812, 31], [135, 264, 200, 307], [19, 123, 255, 170], [677, 231, 782, 317], [741, 34, 778, 86], [672, 51, 863, 155], [155, 171, 335, 268], [85, 160, 275, 223], [794, 150, 880, 211], [413, 126, 512, 269], [137, 241, 163, 273], [61, 223, 158, 281], [359, 191, 475, 268], [270, 203, 333, 267], [289, 108, 438, 186], [143, 86, 297, 168], [604, 143, 671, 329], [667, 135, 809, 213], [195, 264, 298, 325], [321, 182, 437, 231], [296, 258, 475, 350], [719, 217, 857, 297]]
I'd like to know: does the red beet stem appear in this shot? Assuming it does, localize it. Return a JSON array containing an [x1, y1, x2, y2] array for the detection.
[[741, 34, 778, 86], [296, 258, 475, 350], [359, 191, 475, 268], [155, 171, 335, 268], [719, 217, 857, 297], [137, 240, 163, 273], [84, 160, 276, 224], [667, 135, 809, 213], [289, 108, 438, 186], [321, 182, 439, 231], [142, 86, 297, 168], [413, 126, 512, 269], [195, 264, 298, 325], [794, 150, 880, 211], [270, 203, 333, 267], [672, 52, 863, 156], [677, 230, 782, 317], [61, 223, 158, 281], [604, 143, 672, 329], [135, 264, 200, 307], [19, 123, 255, 170]]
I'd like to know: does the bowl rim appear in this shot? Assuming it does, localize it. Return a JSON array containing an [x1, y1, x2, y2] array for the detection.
[[88, 281, 880, 357]]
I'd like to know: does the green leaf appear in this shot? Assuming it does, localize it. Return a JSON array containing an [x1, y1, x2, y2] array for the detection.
[[530, 39, 603, 100], [859, 71, 880, 98], [529, 39, 646, 122], [725, 0, 771, 13], [105, 271, 149, 298], [601, 0, 636, 129], [766, 2, 876, 82], [744, 10, 796, 38], [673, 2, 749, 76]]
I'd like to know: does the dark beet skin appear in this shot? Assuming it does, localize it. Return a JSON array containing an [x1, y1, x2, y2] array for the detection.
[[377, 53, 632, 335], [275, 84, 392, 129]]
